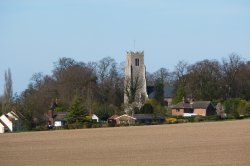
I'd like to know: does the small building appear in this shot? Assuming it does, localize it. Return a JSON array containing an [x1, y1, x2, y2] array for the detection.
[[115, 114, 136, 125], [108, 115, 119, 126], [0, 111, 22, 133], [45, 100, 69, 128], [172, 101, 216, 117], [108, 114, 136, 126], [0, 119, 8, 133], [91, 114, 99, 122], [54, 112, 67, 127]]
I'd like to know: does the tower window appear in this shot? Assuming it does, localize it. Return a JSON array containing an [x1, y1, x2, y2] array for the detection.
[[135, 58, 140, 66]]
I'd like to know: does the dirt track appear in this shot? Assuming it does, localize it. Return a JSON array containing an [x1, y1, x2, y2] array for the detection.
[[1, 120, 250, 166]]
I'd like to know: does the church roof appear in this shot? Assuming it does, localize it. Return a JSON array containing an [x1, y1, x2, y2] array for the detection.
[[147, 86, 174, 99]]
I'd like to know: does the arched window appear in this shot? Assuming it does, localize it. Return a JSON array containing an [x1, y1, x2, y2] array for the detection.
[[135, 58, 139, 66]]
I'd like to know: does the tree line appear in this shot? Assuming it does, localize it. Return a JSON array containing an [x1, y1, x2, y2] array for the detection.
[[172, 54, 250, 103], [0, 53, 249, 129]]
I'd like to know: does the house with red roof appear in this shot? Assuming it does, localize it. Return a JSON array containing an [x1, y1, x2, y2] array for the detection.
[[171, 101, 216, 117]]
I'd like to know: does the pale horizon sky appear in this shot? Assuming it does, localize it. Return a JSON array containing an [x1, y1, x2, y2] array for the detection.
[[0, 0, 250, 95]]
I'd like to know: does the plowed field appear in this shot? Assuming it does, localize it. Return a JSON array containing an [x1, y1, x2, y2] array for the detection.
[[1, 120, 250, 166]]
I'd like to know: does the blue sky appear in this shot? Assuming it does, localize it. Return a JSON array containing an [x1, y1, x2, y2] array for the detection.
[[0, 0, 250, 95]]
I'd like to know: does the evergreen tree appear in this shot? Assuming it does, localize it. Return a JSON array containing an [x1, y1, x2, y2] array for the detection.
[[139, 103, 154, 114], [154, 79, 164, 105], [172, 83, 185, 104], [66, 96, 88, 124], [2, 68, 13, 114]]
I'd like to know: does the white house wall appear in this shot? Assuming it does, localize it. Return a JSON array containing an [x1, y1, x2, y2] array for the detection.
[[92, 114, 99, 122], [0, 123, 5, 133], [54, 121, 62, 127], [0, 115, 13, 132]]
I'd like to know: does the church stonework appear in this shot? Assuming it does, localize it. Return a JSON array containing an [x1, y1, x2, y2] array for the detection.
[[124, 51, 148, 108]]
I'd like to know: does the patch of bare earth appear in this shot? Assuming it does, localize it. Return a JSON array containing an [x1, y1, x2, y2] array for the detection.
[[1, 120, 250, 166]]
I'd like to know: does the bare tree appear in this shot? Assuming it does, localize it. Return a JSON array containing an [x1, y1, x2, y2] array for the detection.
[[237, 61, 250, 100], [98, 57, 116, 85], [186, 59, 222, 100], [172, 61, 188, 104], [152, 68, 172, 104], [222, 54, 243, 98], [153, 68, 169, 84], [97, 57, 123, 106], [174, 60, 188, 83]]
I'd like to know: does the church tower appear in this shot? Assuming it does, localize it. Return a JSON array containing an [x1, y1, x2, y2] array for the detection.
[[124, 51, 148, 108]]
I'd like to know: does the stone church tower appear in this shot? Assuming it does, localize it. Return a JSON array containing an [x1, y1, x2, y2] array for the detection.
[[124, 51, 148, 108]]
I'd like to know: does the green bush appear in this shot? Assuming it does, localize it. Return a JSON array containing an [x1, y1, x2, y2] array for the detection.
[[194, 116, 206, 122], [92, 123, 102, 128], [33, 125, 48, 131], [108, 123, 116, 127], [84, 116, 92, 122], [226, 114, 235, 120], [232, 110, 240, 119], [151, 122, 159, 125], [138, 103, 154, 114], [246, 104, 250, 114], [177, 119, 188, 123], [117, 123, 130, 127], [170, 116, 183, 119], [243, 114, 250, 119], [84, 122, 92, 128], [206, 115, 221, 121], [183, 116, 195, 122], [66, 123, 83, 129]]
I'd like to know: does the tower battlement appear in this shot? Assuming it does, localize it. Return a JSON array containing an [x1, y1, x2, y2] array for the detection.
[[126, 51, 144, 56]]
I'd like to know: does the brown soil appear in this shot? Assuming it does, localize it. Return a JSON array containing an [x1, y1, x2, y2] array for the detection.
[[1, 120, 250, 166]]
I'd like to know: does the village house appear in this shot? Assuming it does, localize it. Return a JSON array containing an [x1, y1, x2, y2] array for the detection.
[[46, 100, 101, 128], [53, 112, 67, 127], [107, 115, 119, 125], [45, 100, 69, 128], [108, 114, 136, 126], [171, 100, 216, 117], [108, 114, 165, 126], [0, 111, 22, 133]]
